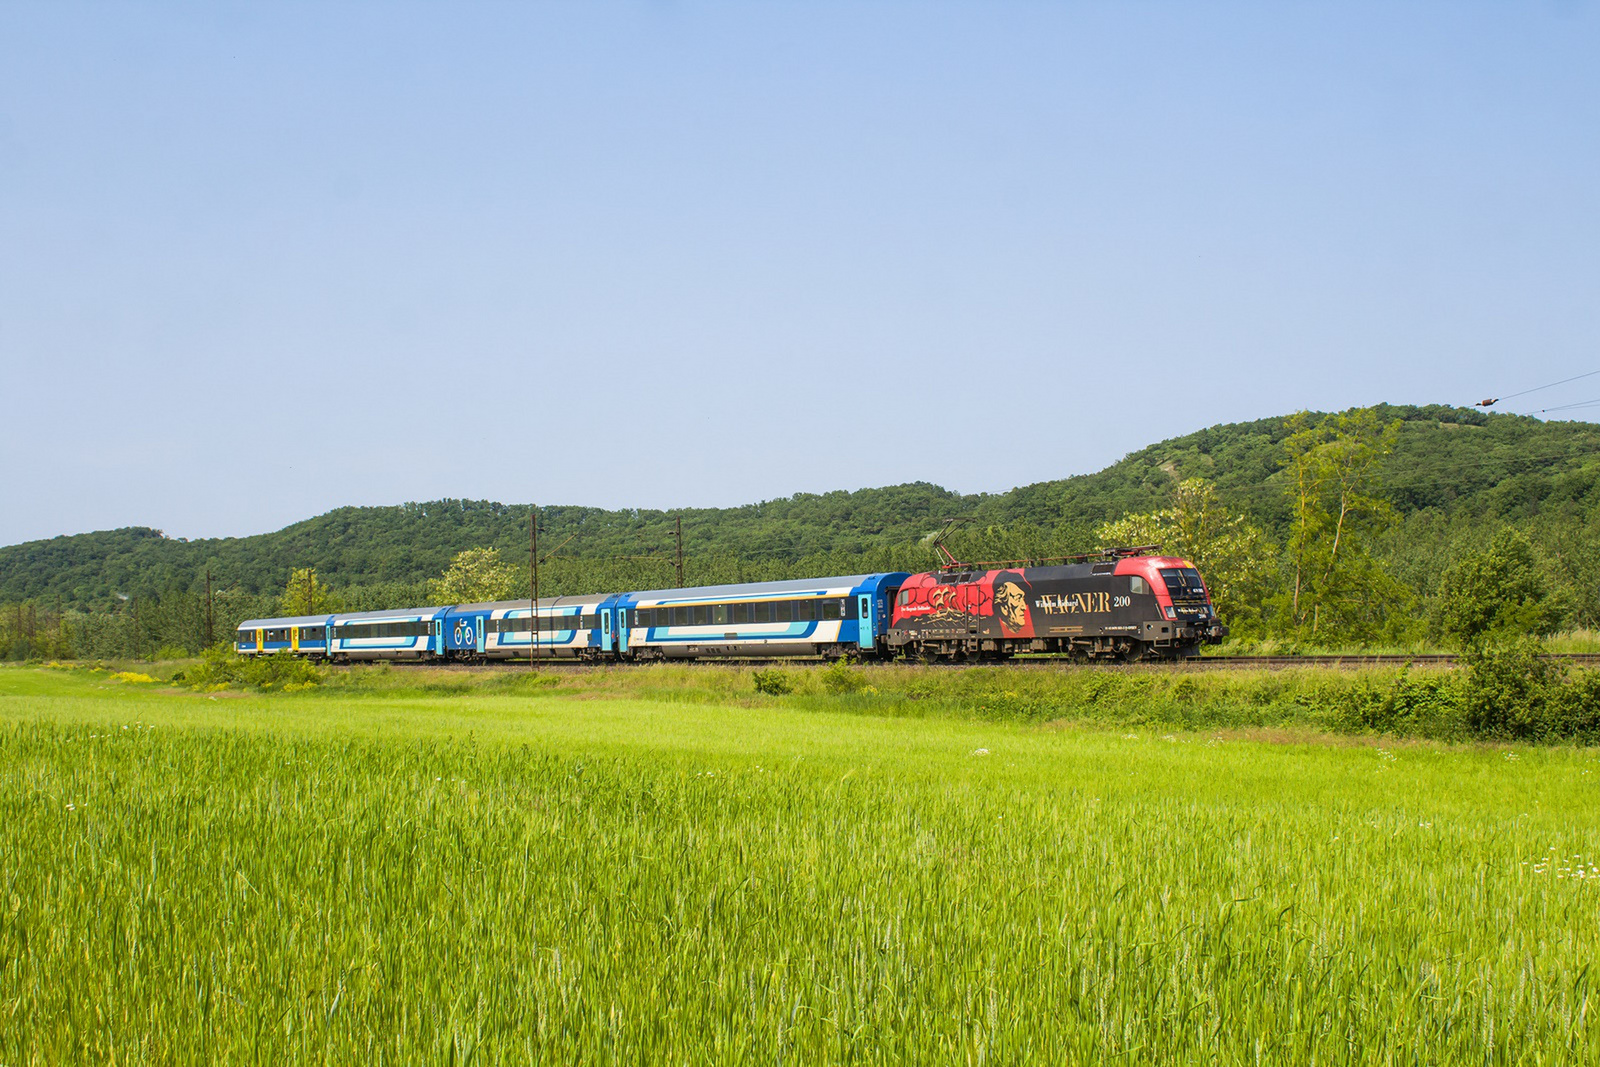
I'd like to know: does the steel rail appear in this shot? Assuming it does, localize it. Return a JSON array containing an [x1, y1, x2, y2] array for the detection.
[[338, 652, 1600, 671]]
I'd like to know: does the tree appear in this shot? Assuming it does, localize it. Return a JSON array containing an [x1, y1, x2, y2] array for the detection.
[[1096, 478, 1277, 636], [1437, 529, 1563, 647], [1280, 408, 1404, 639], [427, 548, 518, 605], [281, 568, 338, 616]]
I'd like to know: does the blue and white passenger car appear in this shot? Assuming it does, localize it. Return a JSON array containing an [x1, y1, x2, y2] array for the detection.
[[326, 606, 451, 662], [614, 573, 907, 660], [441, 595, 615, 661], [236, 615, 336, 658]]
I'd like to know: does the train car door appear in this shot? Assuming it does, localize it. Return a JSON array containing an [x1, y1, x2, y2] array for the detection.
[[255, 629, 264, 653], [292, 626, 301, 652], [601, 608, 613, 652], [433, 619, 444, 656], [616, 607, 630, 653], [475, 619, 487, 654], [857, 594, 875, 649]]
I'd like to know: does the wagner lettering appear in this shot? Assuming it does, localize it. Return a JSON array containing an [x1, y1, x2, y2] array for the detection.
[[1034, 591, 1112, 615]]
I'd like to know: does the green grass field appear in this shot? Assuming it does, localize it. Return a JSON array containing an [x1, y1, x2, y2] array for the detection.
[[2, 664, 1596, 1063]]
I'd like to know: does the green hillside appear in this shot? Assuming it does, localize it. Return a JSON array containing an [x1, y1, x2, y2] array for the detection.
[[5, 403, 1600, 632]]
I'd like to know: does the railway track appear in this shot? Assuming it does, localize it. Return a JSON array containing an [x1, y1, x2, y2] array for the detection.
[[354, 652, 1600, 672]]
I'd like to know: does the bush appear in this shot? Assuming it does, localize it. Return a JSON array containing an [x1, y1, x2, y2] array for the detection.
[[752, 669, 793, 696], [819, 659, 869, 694], [174, 647, 325, 692], [1460, 640, 1600, 744]]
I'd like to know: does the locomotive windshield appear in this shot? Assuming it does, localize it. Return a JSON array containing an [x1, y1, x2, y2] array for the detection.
[[1158, 567, 1208, 601]]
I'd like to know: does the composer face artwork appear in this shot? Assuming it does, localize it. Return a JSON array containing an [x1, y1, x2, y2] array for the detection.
[[993, 578, 1030, 632]]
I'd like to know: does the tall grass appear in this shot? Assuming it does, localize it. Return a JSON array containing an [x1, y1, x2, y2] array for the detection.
[[0, 666, 1596, 1062]]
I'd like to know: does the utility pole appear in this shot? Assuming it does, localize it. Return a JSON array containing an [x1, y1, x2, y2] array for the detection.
[[204, 569, 214, 648], [304, 570, 314, 615], [530, 505, 540, 670], [674, 515, 684, 587]]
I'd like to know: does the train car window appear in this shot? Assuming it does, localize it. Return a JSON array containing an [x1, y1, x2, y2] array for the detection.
[[797, 600, 817, 622], [822, 600, 841, 621], [693, 605, 712, 626], [712, 604, 729, 626], [846, 598, 860, 620], [732, 603, 750, 624], [775, 601, 793, 623]]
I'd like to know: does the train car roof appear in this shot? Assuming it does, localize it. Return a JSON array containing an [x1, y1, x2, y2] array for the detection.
[[446, 595, 608, 613], [326, 606, 450, 622], [624, 573, 905, 601], [237, 614, 335, 628]]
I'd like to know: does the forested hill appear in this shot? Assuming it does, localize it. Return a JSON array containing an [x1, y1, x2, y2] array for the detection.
[[6, 403, 1600, 608]]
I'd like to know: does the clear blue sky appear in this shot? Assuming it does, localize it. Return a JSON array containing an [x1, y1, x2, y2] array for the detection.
[[3, 2, 1597, 547]]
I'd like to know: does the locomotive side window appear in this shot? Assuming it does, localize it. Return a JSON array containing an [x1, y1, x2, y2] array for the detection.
[[1130, 577, 1150, 596]]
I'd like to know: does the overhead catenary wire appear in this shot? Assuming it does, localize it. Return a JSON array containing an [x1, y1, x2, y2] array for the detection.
[[1479, 369, 1600, 408], [1518, 396, 1600, 415]]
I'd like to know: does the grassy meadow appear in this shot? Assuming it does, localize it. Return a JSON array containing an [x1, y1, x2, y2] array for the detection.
[[1, 663, 1597, 1063]]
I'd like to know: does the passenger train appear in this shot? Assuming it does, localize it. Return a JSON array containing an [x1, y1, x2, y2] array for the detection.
[[237, 551, 1226, 664]]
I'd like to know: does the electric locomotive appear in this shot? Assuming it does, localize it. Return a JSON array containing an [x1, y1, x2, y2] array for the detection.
[[884, 548, 1227, 662]]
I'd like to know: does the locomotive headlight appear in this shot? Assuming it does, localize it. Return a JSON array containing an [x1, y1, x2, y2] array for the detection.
[[1163, 606, 1177, 620]]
